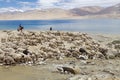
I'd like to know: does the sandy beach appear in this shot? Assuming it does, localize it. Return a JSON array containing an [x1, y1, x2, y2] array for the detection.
[[0, 30, 120, 80]]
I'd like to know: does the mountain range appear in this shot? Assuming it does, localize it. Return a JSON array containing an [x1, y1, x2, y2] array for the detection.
[[0, 3, 120, 20]]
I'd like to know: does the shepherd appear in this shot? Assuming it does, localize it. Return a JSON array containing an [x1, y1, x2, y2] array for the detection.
[[17, 24, 24, 33]]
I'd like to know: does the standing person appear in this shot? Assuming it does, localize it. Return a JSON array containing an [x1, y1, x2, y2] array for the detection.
[[50, 27, 52, 31], [17, 24, 24, 33]]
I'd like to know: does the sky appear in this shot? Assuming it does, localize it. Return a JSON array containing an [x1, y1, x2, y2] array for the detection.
[[0, 0, 120, 13]]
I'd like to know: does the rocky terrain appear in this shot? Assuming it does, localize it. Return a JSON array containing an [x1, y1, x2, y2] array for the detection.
[[0, 30, 120, 80], [0, 30, 115, 65]]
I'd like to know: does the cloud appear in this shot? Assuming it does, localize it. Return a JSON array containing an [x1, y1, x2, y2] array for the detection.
[[0, 0, 14, 2], [0, 0, 120, 13], [17, 1, 37, 11], [37, 0, 61, 8], [70, 0, 120, 7], [36, 0, 120, 9], [18, 1, 34, 6], [0, 7, 24, 13]]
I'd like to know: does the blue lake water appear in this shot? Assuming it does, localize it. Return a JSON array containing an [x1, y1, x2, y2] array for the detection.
[[0, 19, 120, 34]]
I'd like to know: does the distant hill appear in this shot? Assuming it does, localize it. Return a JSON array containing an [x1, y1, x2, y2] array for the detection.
[[0, 8, 73, 20], [97, 3, 120, 14], [70, 6, 103, 16], [0, 3, 120, 20]]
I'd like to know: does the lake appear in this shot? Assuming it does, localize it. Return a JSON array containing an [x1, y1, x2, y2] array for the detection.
[[0, 19, 120, 34]]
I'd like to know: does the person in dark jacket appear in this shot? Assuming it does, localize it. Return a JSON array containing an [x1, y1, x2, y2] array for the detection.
[[50, 27, 52, 31], [17, 24, 24, 32]]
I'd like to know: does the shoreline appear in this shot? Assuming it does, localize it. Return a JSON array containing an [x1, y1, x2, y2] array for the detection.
[[0, 16, 120, 21]]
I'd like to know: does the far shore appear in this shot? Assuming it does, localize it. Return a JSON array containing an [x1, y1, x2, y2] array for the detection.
[[0, 16, 120, 21]]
